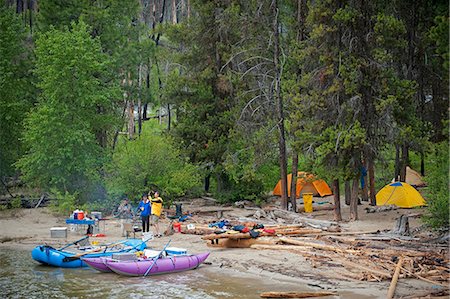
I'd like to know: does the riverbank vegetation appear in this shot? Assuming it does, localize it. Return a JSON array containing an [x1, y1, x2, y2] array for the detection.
[[0, 1, 448, 229]]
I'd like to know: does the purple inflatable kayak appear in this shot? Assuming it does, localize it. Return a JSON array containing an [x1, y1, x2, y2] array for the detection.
[[81, 256, 112, 272], [103, 252, 210, 276]]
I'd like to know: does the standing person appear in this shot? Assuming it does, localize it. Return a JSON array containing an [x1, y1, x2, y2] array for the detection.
[[117, 198, 134, 237], [138, 193, 151, 233], [150, 191, 163, 237]]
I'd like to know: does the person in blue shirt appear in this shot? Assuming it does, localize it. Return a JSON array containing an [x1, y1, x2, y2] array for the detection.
[[138, 193, 151, 233]]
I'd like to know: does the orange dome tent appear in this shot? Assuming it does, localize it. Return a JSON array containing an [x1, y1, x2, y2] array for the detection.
[[273, 172, 333, 198]]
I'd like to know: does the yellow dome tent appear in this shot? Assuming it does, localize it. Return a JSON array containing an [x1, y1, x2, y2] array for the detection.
[[273, 172, 332, 198], [376, 182, 426, 208]]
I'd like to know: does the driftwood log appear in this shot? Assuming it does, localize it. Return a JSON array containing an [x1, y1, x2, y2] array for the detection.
[[0, 195, 52, 208], [296, 205, 335, 213], [365, 205, 398, 213], [251, 244, 315, 253], [260, 291, 337, 298], [387, 256, 404, 299], [279, 237, 359, 254], [208, 237, 278, 248], [267, 209, 339, 230]]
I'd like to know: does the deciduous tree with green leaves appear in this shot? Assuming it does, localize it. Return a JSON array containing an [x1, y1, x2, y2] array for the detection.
[[106, 126, 201, 202], [17, 21, 120, 203]]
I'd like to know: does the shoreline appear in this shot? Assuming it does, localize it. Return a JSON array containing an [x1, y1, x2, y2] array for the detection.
[[0, 205, 447, 299]]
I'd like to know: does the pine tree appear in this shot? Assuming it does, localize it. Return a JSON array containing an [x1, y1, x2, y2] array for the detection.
[[166, 0, 242, 195], [291, 0, 415, 220]]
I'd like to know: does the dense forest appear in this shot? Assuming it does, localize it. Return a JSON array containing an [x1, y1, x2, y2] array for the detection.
[[0, 0, 448, 228]]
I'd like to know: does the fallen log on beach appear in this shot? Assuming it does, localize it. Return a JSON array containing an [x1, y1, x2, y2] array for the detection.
[[208, 237, 279, 248], [279, 237, 360, 254], [296, 205, 335, 213], [260, 291, 337, 298], [387, 256, 404, 299]]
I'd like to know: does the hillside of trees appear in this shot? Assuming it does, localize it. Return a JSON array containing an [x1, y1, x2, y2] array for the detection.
[[0, 0, 448, 228]]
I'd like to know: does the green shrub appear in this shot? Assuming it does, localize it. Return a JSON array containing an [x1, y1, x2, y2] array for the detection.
[[423, 141, 449, 230], [49, 189, 85, 216], [106, 125, 201, 202], [10, 197, 22, 209]]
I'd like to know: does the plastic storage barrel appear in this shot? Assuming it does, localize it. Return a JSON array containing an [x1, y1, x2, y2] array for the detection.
[[303, 193, 313, 213]]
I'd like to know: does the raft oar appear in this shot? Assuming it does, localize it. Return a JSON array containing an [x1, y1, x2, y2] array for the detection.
[[62, 247, 105, 262], [131, 236, 153, 251], [63, 239, 130, 262], [58, 236, 89, 251], [143, 239, 171, 277], [99, 239, 130, 252], [111, 237, 152, 254], [64, 237, 153, 263]]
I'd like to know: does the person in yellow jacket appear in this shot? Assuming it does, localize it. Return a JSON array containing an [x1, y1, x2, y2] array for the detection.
[[150, 191, 163, 237]]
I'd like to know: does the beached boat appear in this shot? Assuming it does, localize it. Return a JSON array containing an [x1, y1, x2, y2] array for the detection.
[[81, 256, 112, 272], [31, 238, 146, 268], [101, 252, 210, 276]]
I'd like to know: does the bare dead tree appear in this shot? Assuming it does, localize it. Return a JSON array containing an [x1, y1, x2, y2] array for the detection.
[[273, 0, 289, 210]]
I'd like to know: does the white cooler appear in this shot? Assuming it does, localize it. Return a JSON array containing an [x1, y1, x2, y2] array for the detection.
[[144, 249, 161, 258], [50, 227, 67, 238]]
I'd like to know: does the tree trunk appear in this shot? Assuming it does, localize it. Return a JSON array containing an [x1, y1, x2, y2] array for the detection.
[[362, 180, 368, 201], [167, 103, 171, 131], [420, 151, 425, 176], [181, 0, 185, 18], [344, 180, 351, 206], [126, 72, 134, 140], [418, 59, 425, 177], [350, 178, 359, 221], [28, 0, 33, 34], [16, 0, 23, 13], [392, 215, 410, 235], [187, 0, 190, 19], [95, 106, 107, 148], [368, 158, 376, 206], [332, 179, 341, 221], [151, 1, 157, 31], [143, 59, 151, 121], [273, 0, 288, 210], [290, 151, 298, 212], [171, 0, 177, 24], [400, 143, 408, 182], [155, 0, 166, 45], [112, 100, 128, 150], [138, 64, 143, 136], [128, 98, 134, 140], [296, 0, 307, 41], [394, 144, 400, 181], [204, 174, 210, 192]]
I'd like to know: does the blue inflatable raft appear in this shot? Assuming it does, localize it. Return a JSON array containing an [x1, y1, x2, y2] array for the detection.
[[31, 238, 146, 268]]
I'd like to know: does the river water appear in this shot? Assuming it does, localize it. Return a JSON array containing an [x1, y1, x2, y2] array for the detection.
[[0, 247, 311, 299]]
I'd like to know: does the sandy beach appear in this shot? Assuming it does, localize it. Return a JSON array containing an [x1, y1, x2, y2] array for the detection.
[[0, 199, 446, 299]]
